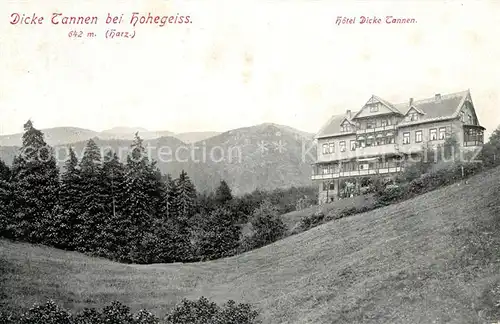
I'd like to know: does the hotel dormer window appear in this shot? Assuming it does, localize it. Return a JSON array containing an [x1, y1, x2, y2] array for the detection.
[[404, 111, 419, 122], [369, 104, 379, 112], [341, 124, 351, 133]]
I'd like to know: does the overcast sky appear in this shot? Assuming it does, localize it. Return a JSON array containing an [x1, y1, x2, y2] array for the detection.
[[1, 0, 499, 137]]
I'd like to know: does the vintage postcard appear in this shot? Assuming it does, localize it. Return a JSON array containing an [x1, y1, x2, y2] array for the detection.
[[1, 0, 500, 323]]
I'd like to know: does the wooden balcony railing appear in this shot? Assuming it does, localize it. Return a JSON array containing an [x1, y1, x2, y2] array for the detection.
[[356, 124, 395, 134]]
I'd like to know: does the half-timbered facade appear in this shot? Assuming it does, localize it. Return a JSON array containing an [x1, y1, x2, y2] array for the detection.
[[312, 90, 485, 204]]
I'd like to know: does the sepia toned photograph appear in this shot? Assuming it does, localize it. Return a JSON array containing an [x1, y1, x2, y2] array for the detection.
[[1, 1, 500, 323]]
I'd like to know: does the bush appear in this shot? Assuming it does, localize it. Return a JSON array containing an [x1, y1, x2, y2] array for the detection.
[[242, 200, 287, 250], [374, 184, 408, 207], [165, 297, 261, 324], [375, 162, 484, 208], [16, 300, 72, 324], [1, 297, 260, 324], [297, 204, 377, 232], [298, 209, 325, 231], [73, 308, 101, 324]]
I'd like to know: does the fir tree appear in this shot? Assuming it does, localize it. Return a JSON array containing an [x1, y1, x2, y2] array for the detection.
[[49, 147, 82, 248], [214, 180, 233, 207], [0, 159, 10, 181], [74, 138, 107, 253], [159, 174, 176, 219], [173, 170, 197, 219], [10, 120, 60, 243], [0, 159, 12, 238], [123, 133, 164, 263], [100, 151, 129, 259]]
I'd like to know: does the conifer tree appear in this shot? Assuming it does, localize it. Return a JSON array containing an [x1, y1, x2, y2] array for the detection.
[[74, 138, 106, 253], [49, 147, 82, 248], [0, 159, 10, 181], [214, 180, 233, 207], [10, 120, 60, 243], [123, 133, 164, 263], [173, 170, 197, 219], [100, 150, 129, 259], [159, 174, 176, 219], [0, 159, 12, 238]]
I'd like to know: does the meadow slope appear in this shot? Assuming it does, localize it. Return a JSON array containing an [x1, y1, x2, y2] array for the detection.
[[1, 166, 500, 323]]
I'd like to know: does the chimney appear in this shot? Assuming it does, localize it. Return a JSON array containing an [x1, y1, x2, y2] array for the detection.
[[435, 93, 441, 101], [409, 98, 414, 106], [346, 109, 352, 119]]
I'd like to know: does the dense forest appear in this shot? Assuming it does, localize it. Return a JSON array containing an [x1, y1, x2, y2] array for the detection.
[[0, 121, 317, 264]]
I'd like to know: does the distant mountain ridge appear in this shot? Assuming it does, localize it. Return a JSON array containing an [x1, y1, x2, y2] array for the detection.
[[0, 127, 223, 146], [0, 123, 317, 195]]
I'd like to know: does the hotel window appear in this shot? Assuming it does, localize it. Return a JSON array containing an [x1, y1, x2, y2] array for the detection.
[[386, 119, 392, 126], [468, 114, 472, 124], [376, 134, 385, 146], [386, 132, 395, 144], [366, 135, 374, 146], [403, 132, 410, 145], [381, 120, 387, 127], [339, 141, 346, 152], [460, 111, 465, 122], [350, 140, 356, 151], [439, 127, 446, 140], [370, 104, 379, 112], [322, 143, 328, 154], [322, 182, 335, 191], [341, 124, 351, 133], [367, 121, 376, 129], [430, 128, 437, 141], [405, 112, 418, 121], [329, 142, 335, 153], [358, 137, 366, 148], [415, 130, 423, 143]]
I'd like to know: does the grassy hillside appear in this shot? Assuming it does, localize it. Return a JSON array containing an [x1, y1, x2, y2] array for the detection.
[[281, 194, 376, 230], [2, 166, 500, 323]]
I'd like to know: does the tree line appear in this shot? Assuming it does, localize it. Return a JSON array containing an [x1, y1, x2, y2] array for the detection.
[[0, 121, 316, 263]]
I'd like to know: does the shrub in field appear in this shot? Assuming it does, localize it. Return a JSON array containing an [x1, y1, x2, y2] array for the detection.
[[298, 203, 377, 232], [165, 297, 261, 324], [298, 209, 325, 231], [374, 184, 408, 207], [73, 308, 102, 324], [16, 300, 72, 324], [375, 162, 484, 208], [0, 297, 260, 324], [242, 200, 287, 250]]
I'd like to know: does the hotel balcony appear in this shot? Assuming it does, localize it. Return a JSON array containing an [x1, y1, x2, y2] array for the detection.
[[311, 166, 403, 181], [355, 143, 399, 158], [356, 124, 395, 135]]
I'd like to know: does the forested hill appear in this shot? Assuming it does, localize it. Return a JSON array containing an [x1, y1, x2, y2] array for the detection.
[[0, 123, 316, 194]]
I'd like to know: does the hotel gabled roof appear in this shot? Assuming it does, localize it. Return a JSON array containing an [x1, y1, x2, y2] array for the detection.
[[315, 90, 473, 139]]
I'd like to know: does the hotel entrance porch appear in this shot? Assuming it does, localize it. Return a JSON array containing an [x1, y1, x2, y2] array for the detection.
[[312, 155, 404, 204]]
